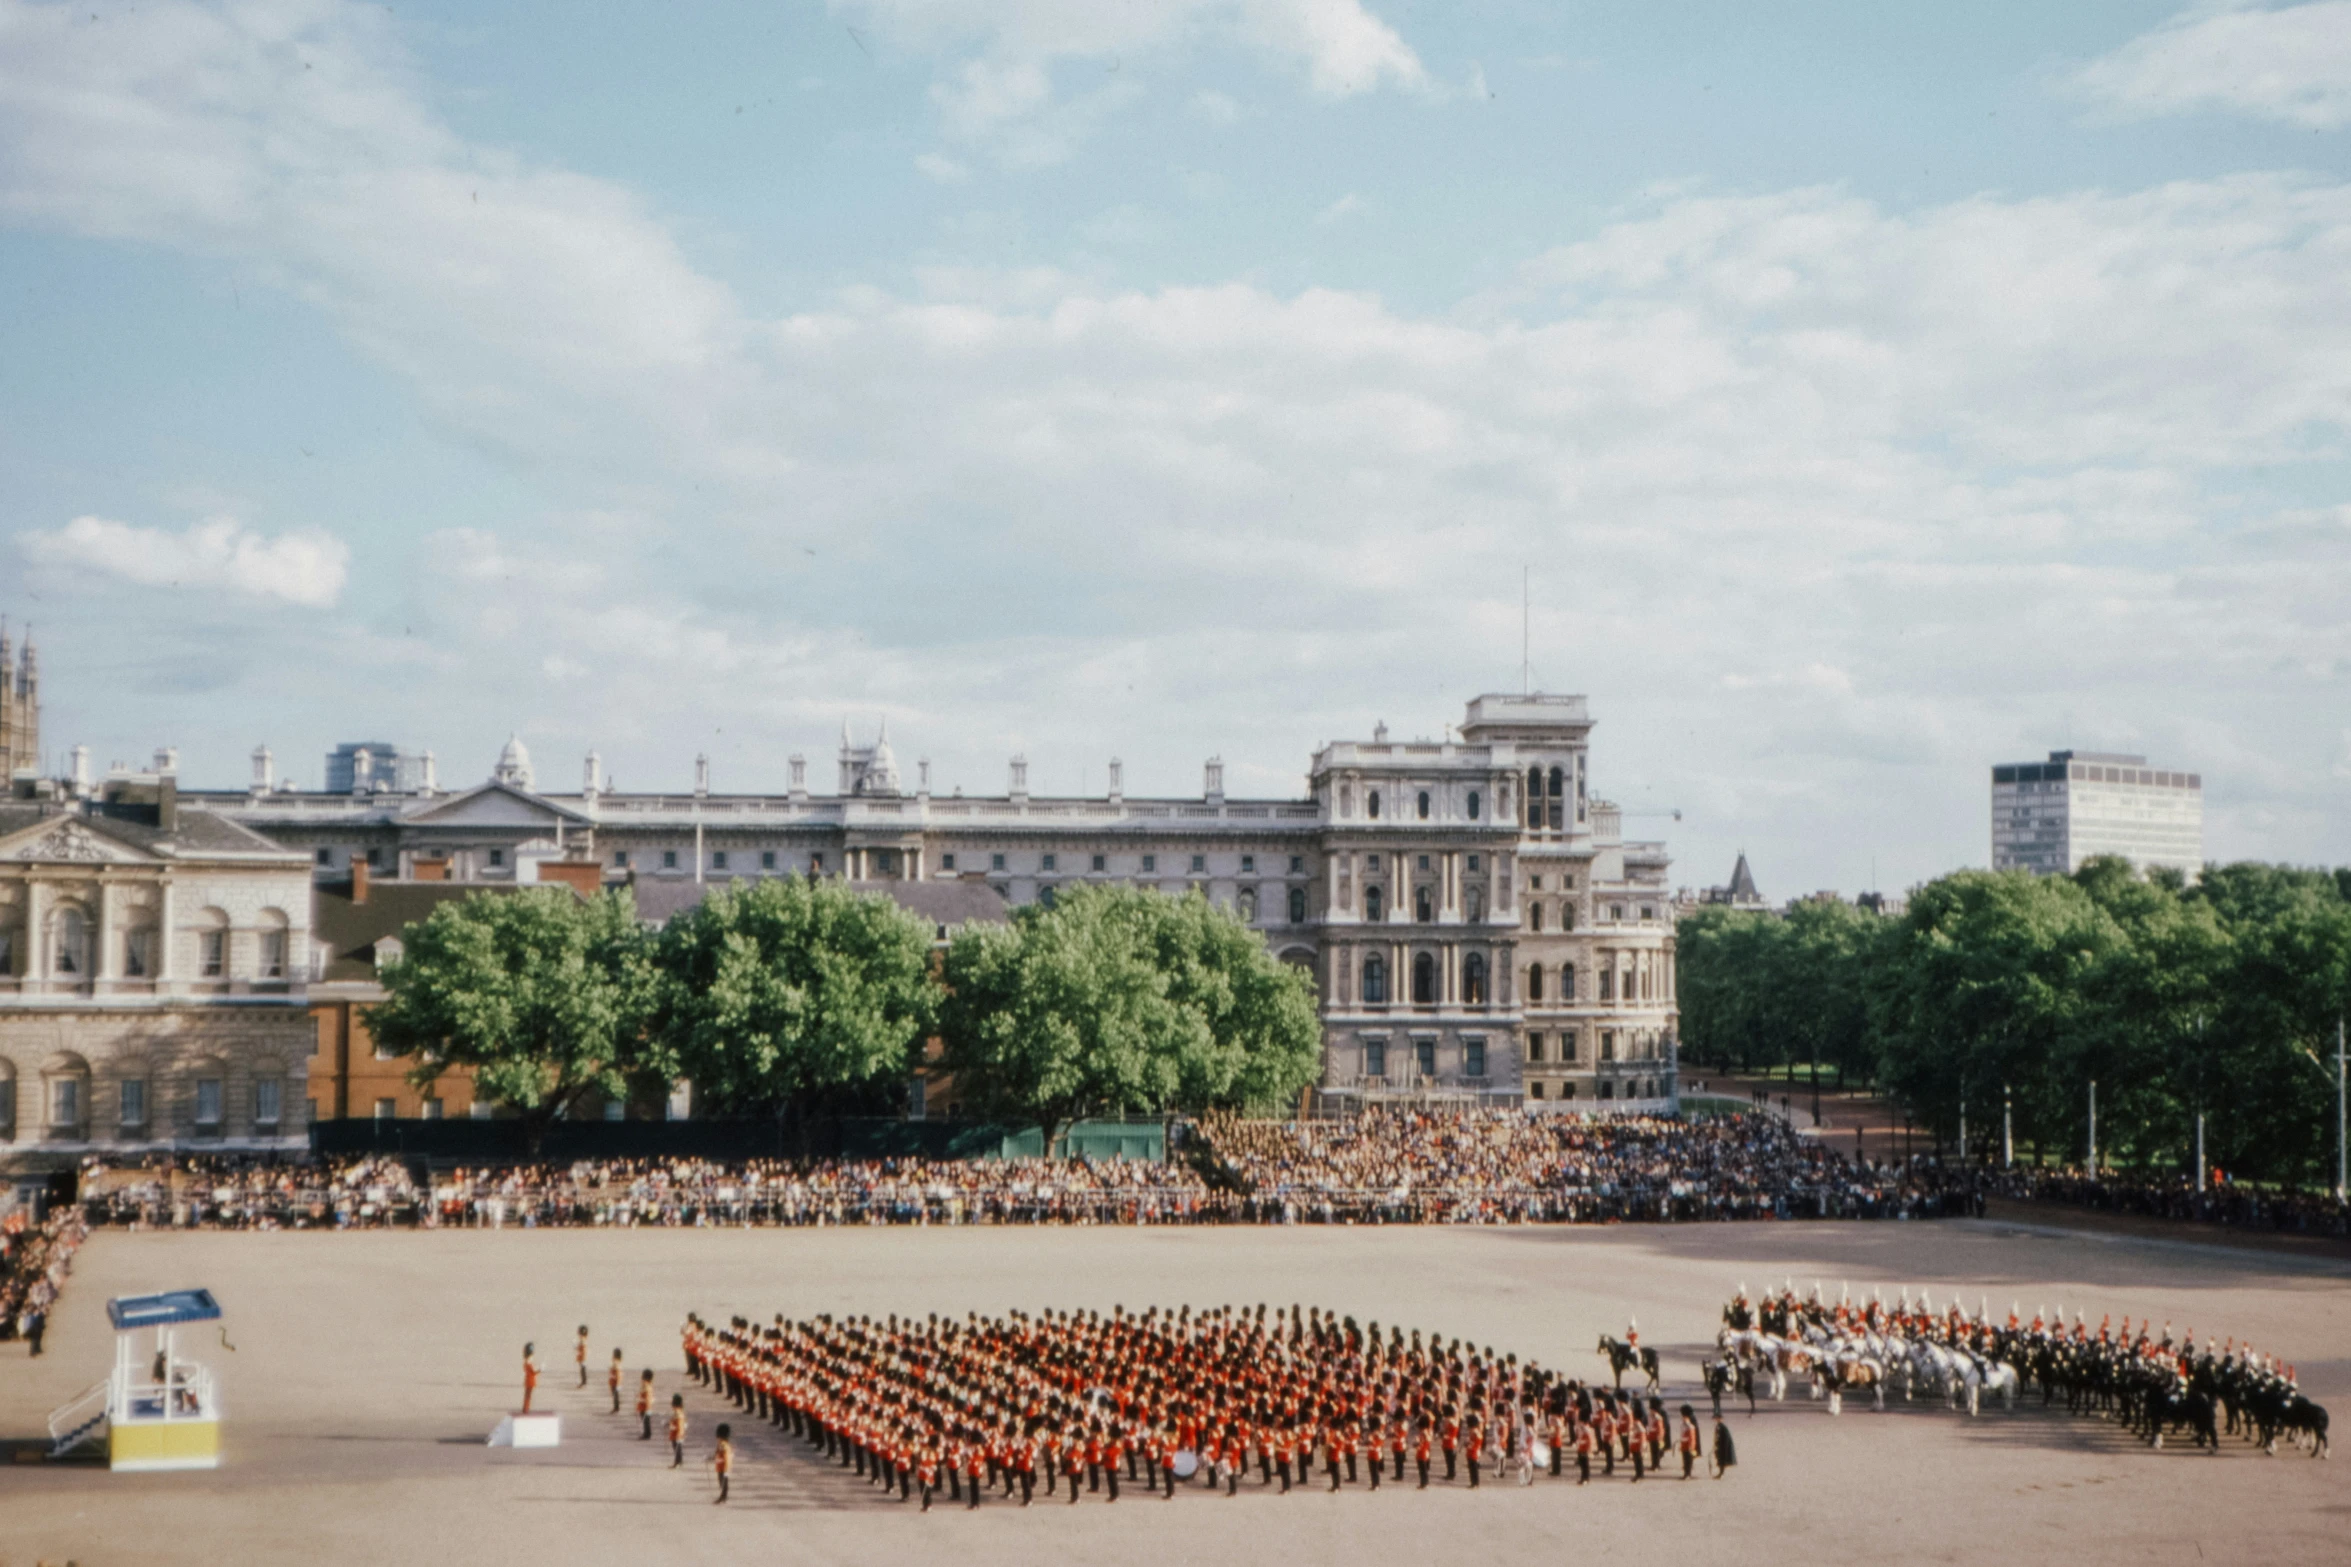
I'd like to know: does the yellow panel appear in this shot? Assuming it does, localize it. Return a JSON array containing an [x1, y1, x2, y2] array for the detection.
[[110, 1419, 221, 1471]]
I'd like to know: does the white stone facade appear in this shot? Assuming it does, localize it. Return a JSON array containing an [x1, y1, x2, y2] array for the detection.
[[0, 773, 315, 1169], [195, 692, 1678, 1110]]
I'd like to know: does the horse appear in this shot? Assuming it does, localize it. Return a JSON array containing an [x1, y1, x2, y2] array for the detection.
[[1702, 1355, 1754, 1417], [1597, 1334, 1661, 1393]]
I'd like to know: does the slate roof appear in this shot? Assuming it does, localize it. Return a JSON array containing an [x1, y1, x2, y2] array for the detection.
[[311, 879, 548, 983], [0, 801, 296, 858]]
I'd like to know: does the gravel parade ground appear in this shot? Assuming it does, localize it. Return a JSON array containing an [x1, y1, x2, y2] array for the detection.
[[5, 1218, 2345, 1566]]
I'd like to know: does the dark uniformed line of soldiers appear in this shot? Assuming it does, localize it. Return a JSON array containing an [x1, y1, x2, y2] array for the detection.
[[681, 1303, 1738, 1510]]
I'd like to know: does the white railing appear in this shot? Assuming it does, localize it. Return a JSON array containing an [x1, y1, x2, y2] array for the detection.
[[48, 1379, 109, 1457]]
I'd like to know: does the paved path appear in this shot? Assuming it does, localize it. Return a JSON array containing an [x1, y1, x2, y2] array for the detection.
[[5, 1221, 2344, 1565]]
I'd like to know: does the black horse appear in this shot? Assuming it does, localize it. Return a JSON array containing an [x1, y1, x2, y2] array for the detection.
[[1597, 1335, 1660, 1393], [1702, 1356, 1753, 1417]]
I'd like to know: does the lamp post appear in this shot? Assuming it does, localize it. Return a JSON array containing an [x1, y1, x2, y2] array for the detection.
[[2087, 1079, 2098, 1173], [2002, 1085, 2014, 1170]]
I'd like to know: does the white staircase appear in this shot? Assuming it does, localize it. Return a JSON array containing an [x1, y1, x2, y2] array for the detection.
[[47, 1379, 110, 1459]]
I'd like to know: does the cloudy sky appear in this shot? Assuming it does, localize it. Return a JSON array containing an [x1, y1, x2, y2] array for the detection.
[[5, 0, 2349, 896]]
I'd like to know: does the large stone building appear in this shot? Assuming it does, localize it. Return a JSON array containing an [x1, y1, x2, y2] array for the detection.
[[1991, 749, 2204, 877], [195, 692, 1679, 1111], [1, 765, 315, 1171]]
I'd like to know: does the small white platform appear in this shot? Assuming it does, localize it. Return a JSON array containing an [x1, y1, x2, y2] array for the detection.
[[488, 1413, 562, 1448]]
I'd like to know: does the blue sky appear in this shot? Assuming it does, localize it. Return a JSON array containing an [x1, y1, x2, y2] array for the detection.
[[4, 0, 2350, 898]]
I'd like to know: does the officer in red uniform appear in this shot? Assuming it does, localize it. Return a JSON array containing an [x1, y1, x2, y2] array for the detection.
[[636, 1369, 655, 1438], [608, 1347, 625, 1413], [521, 1343, 540, 1413]]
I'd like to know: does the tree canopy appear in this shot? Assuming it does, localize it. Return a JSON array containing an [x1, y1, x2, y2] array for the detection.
[[644, 875, 939, 1119], [1676, 858, 2351, 1183], [370, 887, 654, 1145], [938, 884, 1322, 1151]]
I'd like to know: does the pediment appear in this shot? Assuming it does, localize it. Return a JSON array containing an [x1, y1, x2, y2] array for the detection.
[[0, 817, 154, 864], [399, 781, 587, 831]]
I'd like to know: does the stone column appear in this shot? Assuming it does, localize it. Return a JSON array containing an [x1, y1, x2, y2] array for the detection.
[[157, 876, 176, 984], [24, 878, 43, 989], [94, 875, 114, 985]]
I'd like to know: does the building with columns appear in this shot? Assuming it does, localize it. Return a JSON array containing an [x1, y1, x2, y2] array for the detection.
[[189, 692, 1678, 1112], [1, 764, 315, 1172]]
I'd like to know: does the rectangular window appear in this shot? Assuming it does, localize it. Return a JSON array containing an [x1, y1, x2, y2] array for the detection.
[[1467, 854, 1480, 872], [761, 850, 776, 870], [51, 1078, 80, 1127], [119, 1079, 147, 1129], [604, 1099, 625, 1122], [942, 853, 957, 871], [373, 1034, 397, 1061], [663, 850, 678, 869], [366, 847, 383, 868], [1364, 1041, 1387, 1078], [1289, 855, 1304, 873], [469, 1100, 493, 1121], [201, 931, 226, 978], [1530, 875, 1542, 891], [810, 854, 823, 873], [1241, 854, 1255, 872], [613, 850, 630, 868], [315, 847, 333, 865], [1190, 855, 1207, 873], [1599, 1080, 1615, 1100], [1415, 1040, 1437, 1079], [1600, 1031, 1616, 1062], [1418, 854, 1431, 871], [991, 853, 1007, 871], [1526, 1033, 1544, 1063], [1562, 966, 1576, 1001], [1092, 854, 1106, 872], [373, 1097, 396, 1122], [1640, 905, 1656, 922], [255, 1078, 281, 1127], [195, 1077, 224, 1128], [1599, 969, 1615, 1001], [420, 1096, 443, 1121], [260, 930, 287, 979], [712, 850, 729, 870], [1041, 853, 1057, 872], [1142, 854, 1157, 873], [1530, 1080, 1545, 1100], [1561, 1029, 1579, 1064], [0, 929, 11, 975], [1465, 1040, 1486, 1078], [487, 848, 506, 868], [1367, 854, 1381, 871], [124, 929, 152, 978]]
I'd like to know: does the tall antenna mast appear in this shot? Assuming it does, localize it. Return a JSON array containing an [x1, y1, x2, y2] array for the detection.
[[1521, 565, 1530, 693]]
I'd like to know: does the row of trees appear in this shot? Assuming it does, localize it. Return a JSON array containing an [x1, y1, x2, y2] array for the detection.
[[367, 878, 1323, 1150], [1678, 860, 2351, 1185]]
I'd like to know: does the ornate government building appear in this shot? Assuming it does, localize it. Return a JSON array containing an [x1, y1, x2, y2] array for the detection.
[[191, 692, 1679, 1112]]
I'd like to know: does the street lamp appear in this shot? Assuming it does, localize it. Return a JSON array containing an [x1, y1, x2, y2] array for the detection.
[[2295, 1015, 2348, 1203]]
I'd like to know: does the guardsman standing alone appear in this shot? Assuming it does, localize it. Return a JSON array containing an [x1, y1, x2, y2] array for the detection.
[[668, 1394, 688, 1468], [1678, 1404, 1702, 1478], [637, 1369, 656, 1439], [608, 1348, 625, 1413], [711, 1423, 734, 1504], [576, 1325, 591, 1387], [521, 1343, 541, 1414]]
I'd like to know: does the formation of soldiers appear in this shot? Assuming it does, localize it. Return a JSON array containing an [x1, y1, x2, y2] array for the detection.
[[1711, 1283, 2331, 1457], [682, 1303, 1738, 1509]]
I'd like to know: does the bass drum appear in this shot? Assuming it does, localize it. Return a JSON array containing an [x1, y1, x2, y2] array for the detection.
[[1531, 1441, 1552, 1468], [1171, 1449, 1200, 1479]]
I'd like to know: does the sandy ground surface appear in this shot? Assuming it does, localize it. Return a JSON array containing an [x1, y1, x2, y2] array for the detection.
[[4, 1217, 2345, 1566]]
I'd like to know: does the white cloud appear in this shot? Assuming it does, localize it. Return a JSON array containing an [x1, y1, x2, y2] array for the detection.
[[1187, 87, 1248, 126], [5, 1, 2351, 880], [1313, 191, 1369, 224], [914, 152, 970, 182], [2068, 2, 2351, 128], [18, 515, 348, 607], [835, 0, 1425, 160]]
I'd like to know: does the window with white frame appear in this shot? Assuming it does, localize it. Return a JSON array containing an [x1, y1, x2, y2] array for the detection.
[[194, 1077, 224, 1129], [254, 1077, 282, 1127], [119, 1078, 147, 1130]]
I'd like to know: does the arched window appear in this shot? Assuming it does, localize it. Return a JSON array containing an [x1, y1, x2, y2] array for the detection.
[[1548, 766, 1565, 830], [1340, 785, 1354, 816], [1237, 888, 1258, 923], [1465, 887, 1484, 921], [1467, 790, 1480, 821], [42, 1052, 89, 1134], [1560, 903, 1575, 932], [1416, 790, 1430, 820], [123, 922, 157, 979], [1527, 963, 1544, 1003], [1411, 952, 1436, 1004], [1367, 790, 1382, 820], [1037, 885, 1057, 909], [1362, 954, 1388, 1004], [1526, 767, 1543, 827], [257, 908, 290, 980], [51, 906, 87, 976], [1364, 885, 1384, 922], [1288, 886, 1307, 924], [197, 907, 230, 978], [1414, 886, 1433, 923], [1463, 952, 1488, 1005]]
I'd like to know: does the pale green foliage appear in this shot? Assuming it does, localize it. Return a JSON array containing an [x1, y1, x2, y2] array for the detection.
[[369, 888, 654, 1134], [939, 884, 1321, 1147], [646, 876, 938, 1114]]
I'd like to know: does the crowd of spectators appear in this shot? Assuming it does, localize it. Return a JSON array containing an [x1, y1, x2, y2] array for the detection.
[[68, 1110, 1966, 1230], [1984, 1166, 2351, 1240], [1193, 1109, 1959, 1222], [2, 1203, 88, 1348]]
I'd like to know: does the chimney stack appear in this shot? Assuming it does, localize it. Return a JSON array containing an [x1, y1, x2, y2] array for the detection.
[[252, 744, 275, 794], [153, 746, 179, 775], [351, 856, 370, 905], [1204, 756, 1225, 803], [694, 752, 710, 797], [1108, 758, 1124, 804], [1009, 754, 1029, 802]]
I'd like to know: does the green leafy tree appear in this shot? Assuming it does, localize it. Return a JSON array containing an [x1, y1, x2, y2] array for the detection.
[[370, 888, 655, 1149], [645, 876, 938, 1124], [939, 884, 1321, 1153]]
